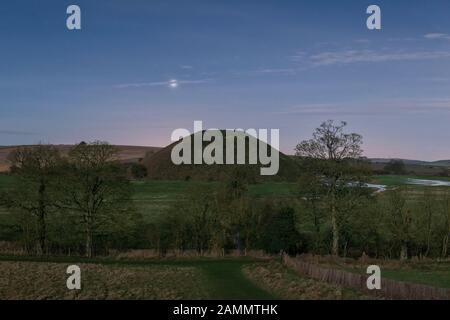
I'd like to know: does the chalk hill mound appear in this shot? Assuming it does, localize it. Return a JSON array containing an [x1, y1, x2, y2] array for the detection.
[[143, 130, 301, 182]]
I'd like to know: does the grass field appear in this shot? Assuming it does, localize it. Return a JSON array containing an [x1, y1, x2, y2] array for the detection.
[[320, 260, 450, 289], [243, 261, 372, 299], [0, 260, 209, 300], [0, 257, 372, 300], [131, 180, 298, 221], [2, 172, 450, 225], [363, 264, 449, 289], [372, 175, 450, 186], [381, 266, 450, 289], [0, 174, 298, 223]]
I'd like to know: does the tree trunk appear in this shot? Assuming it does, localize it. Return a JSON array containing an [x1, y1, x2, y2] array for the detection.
[[312, 201, 321, 254], [85, 213, 93, 258], [400, 243, 408, 260], [443, 201, 450, 259], [424, 209, 433, 257], [85, 227, 92, 258], [37, 213, 46, 255], [36, 180, 47, 255], [330, 187, 339, 256], [442, 232, 449, 258]]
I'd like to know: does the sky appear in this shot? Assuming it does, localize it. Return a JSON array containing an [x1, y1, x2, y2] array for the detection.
[[1, 0, 450, 160]]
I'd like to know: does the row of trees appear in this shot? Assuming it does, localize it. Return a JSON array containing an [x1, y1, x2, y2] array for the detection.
[[0, 142, 137, 257], [147, 171, 449, 259], [0, 121, 448, 259], [296, 183, 450, 260], [152, 171, 302, 256], [147, 121, 448, 259], [292, 120, 449, 259]]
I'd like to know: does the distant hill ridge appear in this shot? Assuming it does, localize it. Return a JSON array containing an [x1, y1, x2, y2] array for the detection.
[[370, 158, 450, 167], [0, 145, 161, 172], [1, 144, 449, 176]]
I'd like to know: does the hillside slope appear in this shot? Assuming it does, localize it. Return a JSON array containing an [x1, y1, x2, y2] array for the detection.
[[143, 131, 302, 182]]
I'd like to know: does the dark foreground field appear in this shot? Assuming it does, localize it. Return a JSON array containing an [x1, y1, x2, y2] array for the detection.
[[0, 174, 449, 299], [0, 257, 371, 300]]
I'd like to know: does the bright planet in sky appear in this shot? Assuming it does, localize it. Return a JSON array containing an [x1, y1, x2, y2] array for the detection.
[[169, 80, 178, 88]]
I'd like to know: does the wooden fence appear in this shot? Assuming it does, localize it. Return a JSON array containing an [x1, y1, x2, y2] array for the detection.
[[283, 255, 450, 300]]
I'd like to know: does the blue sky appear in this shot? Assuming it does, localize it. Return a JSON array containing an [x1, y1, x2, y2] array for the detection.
[[1, 0, 450, 160]]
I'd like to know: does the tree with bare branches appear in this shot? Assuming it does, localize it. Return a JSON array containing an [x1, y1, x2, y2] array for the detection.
[[58, 141, 133, 257], [2, 145, 61, 254], [295, 120, 365, 256]]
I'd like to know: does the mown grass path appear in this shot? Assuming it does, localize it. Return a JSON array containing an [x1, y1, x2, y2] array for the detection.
[[0, 256, 275, 299], [192, 260, 274, 299]]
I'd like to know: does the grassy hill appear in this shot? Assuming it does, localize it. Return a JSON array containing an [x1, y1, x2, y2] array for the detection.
[[143, 130, 302, 182]]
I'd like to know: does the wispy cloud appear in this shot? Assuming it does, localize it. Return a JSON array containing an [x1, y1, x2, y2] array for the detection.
[[354, 39, 371, 44], [273, 98, 450, 116], [252, 68, 297, 75], [292, 49, 450, 67], [0, 130, 36, 136], [114, 79, 212, 89], [424, 33, 450, 40]]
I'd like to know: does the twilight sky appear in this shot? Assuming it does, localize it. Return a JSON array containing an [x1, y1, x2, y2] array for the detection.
[[1, 0, 450, 160]]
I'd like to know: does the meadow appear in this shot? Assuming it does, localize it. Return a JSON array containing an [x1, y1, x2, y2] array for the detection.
[[131, 180, 297, 222], [309, 257, 450, 290], [2, 172, 449, 221]]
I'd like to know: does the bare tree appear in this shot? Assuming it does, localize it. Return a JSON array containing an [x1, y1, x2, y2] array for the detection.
[[442, 196, 450, 258], [3, 145, 61, 254], [58, 141, 132, 258], [295, 120, 364, 256], [422, 189, 435, 257], [297, 170, 326, 254], [385, 188, 411, 260]]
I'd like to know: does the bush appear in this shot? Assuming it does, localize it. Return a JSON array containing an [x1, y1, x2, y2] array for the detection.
[[384, 160, 406, 175], [130, 164, 148, 179], [260, 206, 304, 255]]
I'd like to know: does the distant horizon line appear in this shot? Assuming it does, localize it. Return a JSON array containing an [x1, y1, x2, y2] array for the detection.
[[0, 143, 449, 163]]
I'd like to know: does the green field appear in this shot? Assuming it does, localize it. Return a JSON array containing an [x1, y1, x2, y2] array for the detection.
[[381, 266, 450, 289], [372, 174, 450, 186], [0, 174, 297, 221], [337, 261, 450, 289], [131, 180, 297, 221], [2, 172, 450, 223]]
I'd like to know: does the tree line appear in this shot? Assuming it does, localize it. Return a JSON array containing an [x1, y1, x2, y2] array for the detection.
[[0, 142, 138, 257], [154, 121, 449, 259], [0, 121, 449, 260]]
